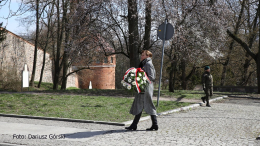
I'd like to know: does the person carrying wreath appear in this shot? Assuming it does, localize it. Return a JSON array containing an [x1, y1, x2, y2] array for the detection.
[[125, 50, 158, 131]]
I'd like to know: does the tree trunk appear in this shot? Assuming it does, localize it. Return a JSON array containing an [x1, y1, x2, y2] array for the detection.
[[53, 0, 61, 90], [38, 4, 53, 88], [241, 53, 251, 86], [53, 0, 65, 90], [128, 0, 140, 68], [61, 0, 69, 90], [30, 0, 39, 88], [181, 59, 187, 90], [221, 65, 227, 86], [38, 46, 46, 88], [258, 7, 260, 93], [169, 53, 178, 92], [61, 51, 69, 90], [169, 61, 177, 92], [143, 0, 151, 50], [168, 63, 174, 92]]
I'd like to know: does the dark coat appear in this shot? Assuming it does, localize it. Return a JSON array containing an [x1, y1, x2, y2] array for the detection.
[[130, 57, 157, 115], [201, 71, 213, 88], [201, 71, 213, 97]]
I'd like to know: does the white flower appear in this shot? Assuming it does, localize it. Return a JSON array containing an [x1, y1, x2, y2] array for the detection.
[[131, 73, 135, 77], [124, 75, 127, 79], [143, 77, 147, 81], [121, 80, 125, 84], [123, 83, 126, 87], [131, 69, 136, 73], [140, 81, 143, 84], [132, 81, 136, 85], [127, 85, 131, 90], [128, 78, 132, 83], [136, 77, 140, 81], [138, 73, 142, 77]]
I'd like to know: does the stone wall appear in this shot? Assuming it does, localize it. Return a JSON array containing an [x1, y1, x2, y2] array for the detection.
[[0, 30, 53, 83], [66, 67, 78, 88], [0, 29, 112, 89]]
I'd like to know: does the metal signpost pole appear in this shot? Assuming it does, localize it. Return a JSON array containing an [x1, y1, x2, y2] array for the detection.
[[157, 19, 167, 107]]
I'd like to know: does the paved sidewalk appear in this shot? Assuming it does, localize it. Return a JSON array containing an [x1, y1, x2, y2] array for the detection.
[[0, 97, 260, 146]]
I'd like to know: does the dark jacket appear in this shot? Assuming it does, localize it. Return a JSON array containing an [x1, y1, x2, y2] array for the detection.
[[201, 71, 213, 88]]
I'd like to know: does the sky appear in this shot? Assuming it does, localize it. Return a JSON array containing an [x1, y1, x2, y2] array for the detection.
[[0, 0, 34, 35]]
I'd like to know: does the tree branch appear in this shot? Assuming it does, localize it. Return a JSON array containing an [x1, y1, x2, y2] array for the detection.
[[226, 29, 256, 60], [65, 67, 91, 78]]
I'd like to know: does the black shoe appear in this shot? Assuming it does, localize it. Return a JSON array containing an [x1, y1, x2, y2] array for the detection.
[[206, 104, 211, 107], [125, 112, 142, 131], [146, 125, 158, 131], [125, 125, 137, 130], [146, 115, 158, 131], [201, 97, 205, 103]]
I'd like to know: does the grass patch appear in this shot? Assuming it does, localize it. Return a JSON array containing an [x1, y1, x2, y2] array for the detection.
[[28, 84, 228, 100], [0, 93, 191, 122], [1, 82, 232, 122], [30, 81, 61, 91]]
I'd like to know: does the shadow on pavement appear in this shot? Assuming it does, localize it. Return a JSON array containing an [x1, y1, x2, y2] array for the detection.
[[63, 129, 128, 139]]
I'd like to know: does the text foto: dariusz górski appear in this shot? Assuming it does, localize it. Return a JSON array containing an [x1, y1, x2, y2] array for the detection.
[[13, 134, 66, 139]]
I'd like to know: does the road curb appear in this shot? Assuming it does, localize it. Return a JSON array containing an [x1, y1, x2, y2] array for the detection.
[[158, 95, 228, 116], [0, 143, 25, 146], [0, 113, 125, 126], [228, 95, 260, 100], [123, 95, 228, 125]]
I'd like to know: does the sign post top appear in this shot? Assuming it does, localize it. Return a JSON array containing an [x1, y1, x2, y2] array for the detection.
[[157, 20, 174, 41]]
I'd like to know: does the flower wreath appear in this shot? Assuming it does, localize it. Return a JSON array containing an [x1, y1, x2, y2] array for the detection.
[[121, 67, 151, 93]]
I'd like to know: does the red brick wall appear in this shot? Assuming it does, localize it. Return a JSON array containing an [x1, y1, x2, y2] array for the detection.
[[78, 67, 115, 89], [76, 55, 116, 89]]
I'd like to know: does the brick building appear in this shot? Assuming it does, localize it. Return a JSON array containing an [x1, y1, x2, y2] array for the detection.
[[74, 55, 116, 89]]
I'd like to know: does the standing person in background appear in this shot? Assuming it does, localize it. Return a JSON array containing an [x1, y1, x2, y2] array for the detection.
[[201, 66, 213, 107], [125, 50, 158, 131]]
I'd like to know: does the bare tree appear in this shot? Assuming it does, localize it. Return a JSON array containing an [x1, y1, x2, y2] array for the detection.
[[38, 1, 55, 88], [227, 0, 259, 92], [60, 0, 104, 89], [95, 0, 159, 67], [29, 0, 40, 87], [160, 0, 230, 91], [220, 0, 245, 86]]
